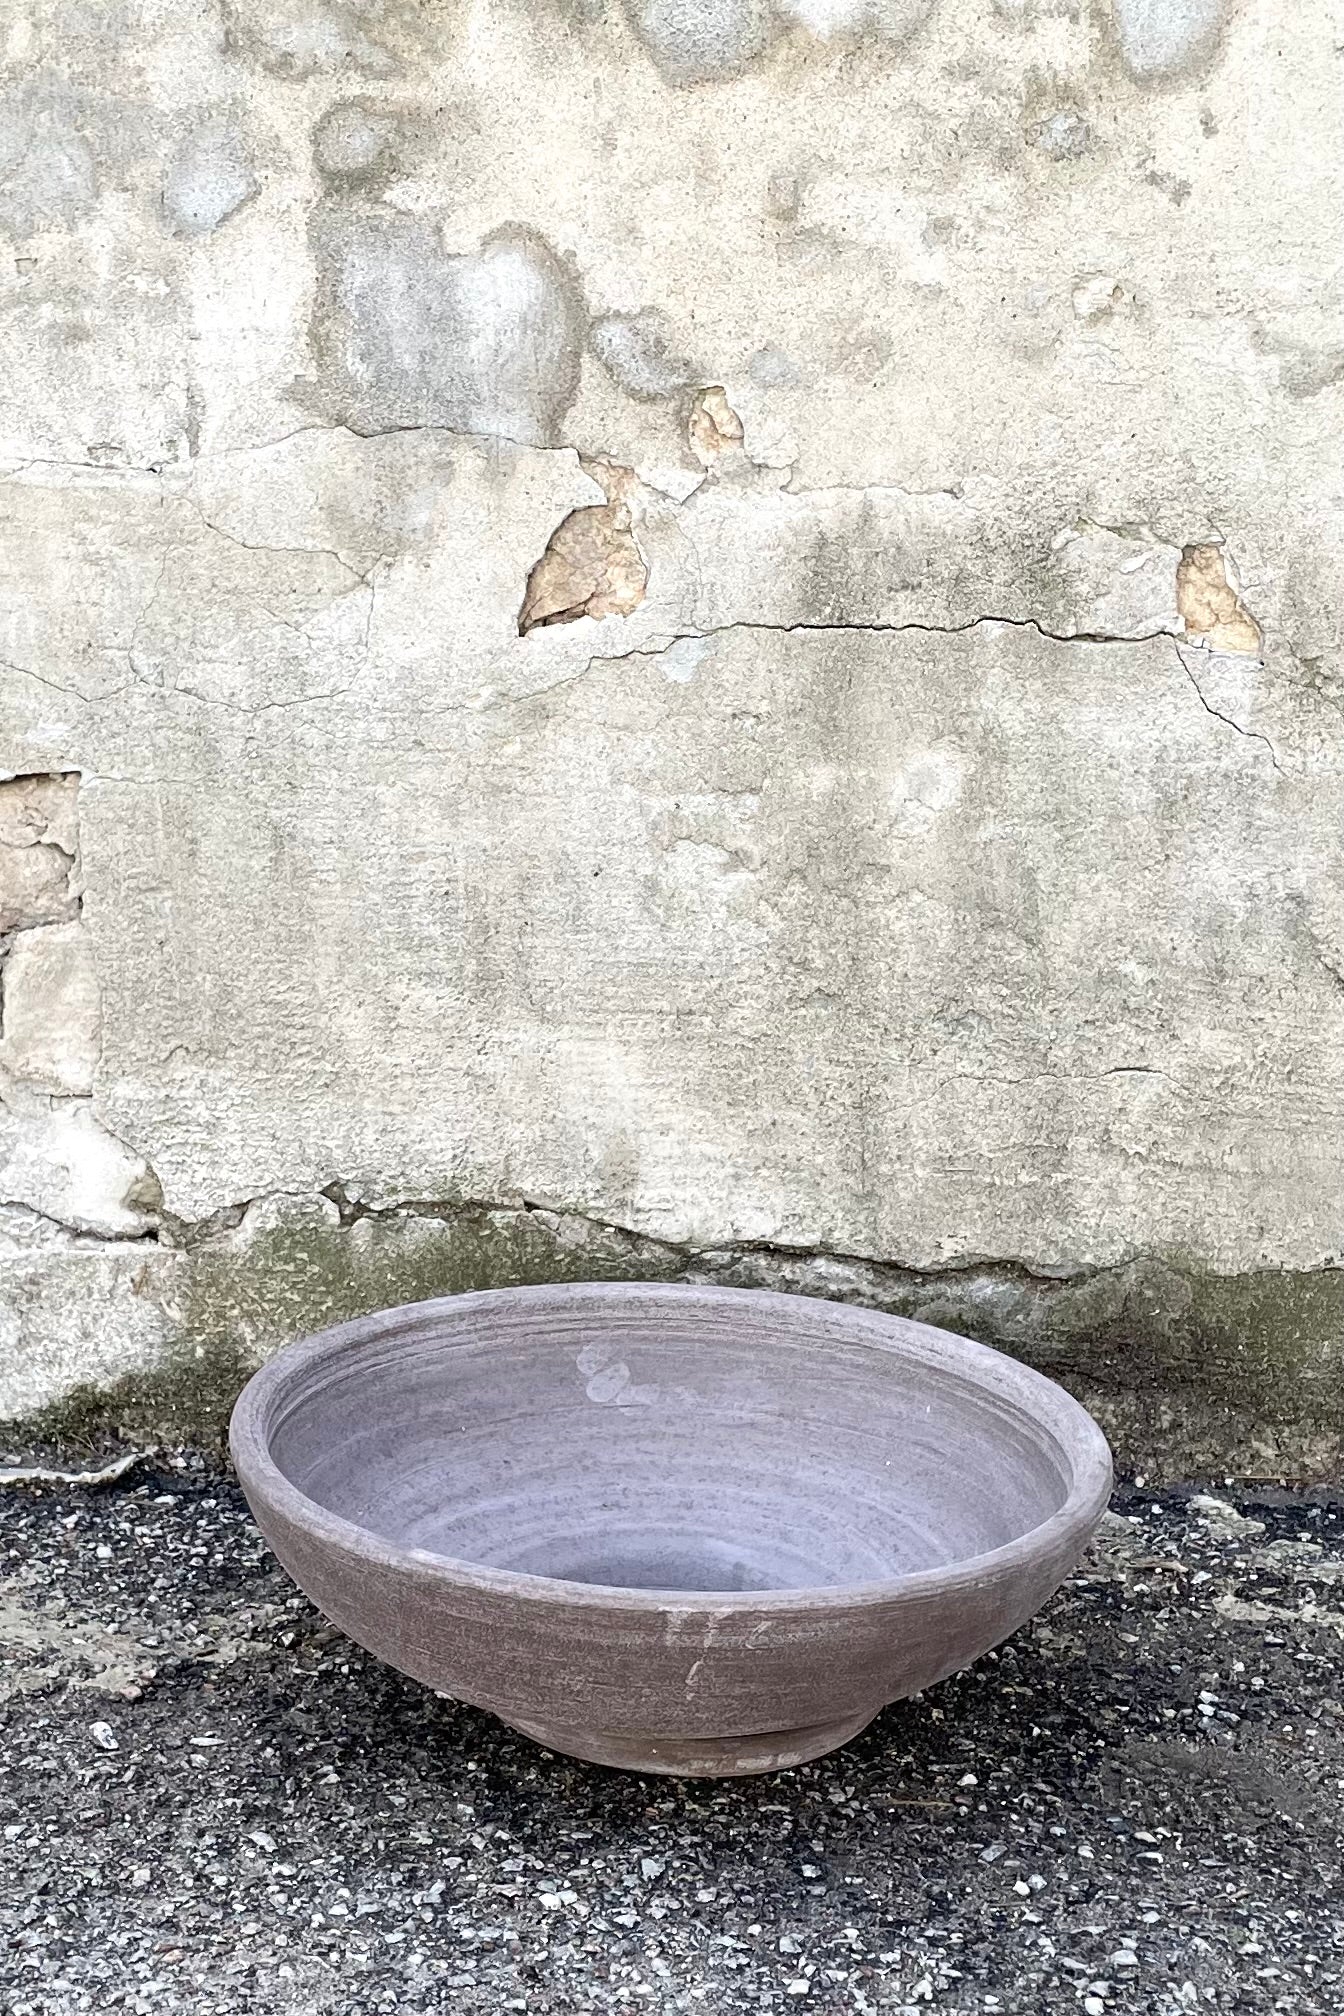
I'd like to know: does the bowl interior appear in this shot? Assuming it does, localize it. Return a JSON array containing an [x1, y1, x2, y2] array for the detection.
[[264, 1295, 1081, 1595]]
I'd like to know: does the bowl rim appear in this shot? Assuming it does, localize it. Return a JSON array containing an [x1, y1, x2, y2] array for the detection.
[[229, 1279, 1114, 1615]]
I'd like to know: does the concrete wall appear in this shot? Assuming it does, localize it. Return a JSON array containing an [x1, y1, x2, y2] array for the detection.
[[2, 0, 1342, 1474]]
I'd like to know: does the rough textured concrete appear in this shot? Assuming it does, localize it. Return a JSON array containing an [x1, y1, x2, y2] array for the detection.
[[2, 1, 1342, 1461], [2, 1463, 1342, 2012]]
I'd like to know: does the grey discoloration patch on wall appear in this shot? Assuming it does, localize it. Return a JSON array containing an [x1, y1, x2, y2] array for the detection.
[[0, 85, 98, 239], [1255, 329, 1344, 402], [220, 0, 404, 79], [161, 120, 257, 238], [621, 0, 776, 83], [590, 310, 698, 401], [1108, 0, 1229, 84], [307, 208, 585, 445], [311, 98, 405, 186], [1277, 347, 1344, 401], [620, 0, 936, 80], [747, 344, 803, 388]]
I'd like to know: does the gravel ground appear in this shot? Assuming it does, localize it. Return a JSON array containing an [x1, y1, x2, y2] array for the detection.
[[2, 1461, 1342, 2015]]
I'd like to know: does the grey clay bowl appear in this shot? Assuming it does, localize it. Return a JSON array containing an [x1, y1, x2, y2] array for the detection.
[[229, 1282, 1112, 1776]]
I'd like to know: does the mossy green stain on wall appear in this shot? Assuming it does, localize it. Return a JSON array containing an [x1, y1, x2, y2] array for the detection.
[[179, 1201, 685, 1365], [5, 1200, 1342, 1480]]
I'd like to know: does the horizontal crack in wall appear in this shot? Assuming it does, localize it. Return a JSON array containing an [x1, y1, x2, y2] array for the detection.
[[4, 1185, 1342, 1480]]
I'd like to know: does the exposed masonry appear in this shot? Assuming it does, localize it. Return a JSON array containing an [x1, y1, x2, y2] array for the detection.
[[687, 386, 747, 466], [1176, 543, 1262, 655], [518, 459, 649, 635], [0, 776, 160, 1240]]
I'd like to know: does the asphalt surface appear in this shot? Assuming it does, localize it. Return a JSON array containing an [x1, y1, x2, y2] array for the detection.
[[2, 1460, 1342, 2014]]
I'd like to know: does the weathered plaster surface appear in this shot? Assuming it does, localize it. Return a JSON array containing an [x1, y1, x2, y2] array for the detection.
[[2, 0, 1342, 1467]]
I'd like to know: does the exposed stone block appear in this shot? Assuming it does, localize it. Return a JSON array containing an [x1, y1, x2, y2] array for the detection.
[[0, 774, 78, 936], [0, 919, 100, 1096]]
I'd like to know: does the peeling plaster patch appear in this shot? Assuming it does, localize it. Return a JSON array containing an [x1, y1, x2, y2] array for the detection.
[[621, 0, 775, 83], [1110, 0, 1228, 83], [1177, 543, 1262, 655], [312, 99, 402, 185], [589, 309, 698, 401], [0, 1211, 179, 1429], [634, 461, 706, 505], [518, 476, 648, 633], [0, 848, 75, 937], [161, 121, 257, 238], [688, 385, 745, 466], [0, 87, 98, 239], [0, 920, 100, 1096], [308, 209, 584, 446]]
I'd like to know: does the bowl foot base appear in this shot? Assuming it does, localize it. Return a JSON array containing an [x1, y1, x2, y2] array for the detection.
[[501, 1708, 876, 1777]]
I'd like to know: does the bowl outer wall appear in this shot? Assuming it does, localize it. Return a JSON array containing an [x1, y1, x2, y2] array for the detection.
[[228, 1282, 1114, 1741]]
